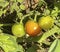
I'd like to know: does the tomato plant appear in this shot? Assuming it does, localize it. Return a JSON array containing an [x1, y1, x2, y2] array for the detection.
[[38, 16, 54, 30], [25, 20, 41, 36], [0, 0, 60, 52], [12, 23, 25, 37]]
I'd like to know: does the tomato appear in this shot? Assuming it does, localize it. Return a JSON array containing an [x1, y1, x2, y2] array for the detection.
[[12, 23, 25, 37], [25, 20, 41, 36], [38, 16, 54, 30]]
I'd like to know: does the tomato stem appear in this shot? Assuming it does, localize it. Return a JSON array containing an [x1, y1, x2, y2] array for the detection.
[[29, 16, 33, 20], [34, 14, 37, 22], [20, 11, 33, 23], [53, 34, 57, 39], [0, 24, 12, 27], [34, 11, 40, 22]]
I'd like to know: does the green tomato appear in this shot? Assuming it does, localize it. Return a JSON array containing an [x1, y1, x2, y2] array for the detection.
[[12, 23, 25, 37], [38, 16, 54, 30]]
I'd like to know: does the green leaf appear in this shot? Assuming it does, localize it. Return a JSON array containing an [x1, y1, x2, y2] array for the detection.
[[54, 0, 60, 9], [3, 10, 7, 14], [26, 47, 36, 52], [0, 1, 9, 8], [17, 35, 42, 43], [48, 39, 58, 52], [0, 29, 2, 33], [20, 4, 25, 10], [38, 0, 46, 7], [18, 45, 25, 52], [48, 39, 60, 52], [54, 16, 60, 28], [11, 0, 16, 2], [0, 33, 24, 52], [43, 9, 50, 16], [17, 0, 24, 3], [38, 26, 60, 43], [53, 39, 60, 52], [0, 10, 3, 16], [55, 20, 60, 27], [10, 3, 19, 13], [0, 0, 4, 2], [26, 45, 39, 52], [0, 9, 7, 16], [26, 35, 42, 42], [51, 7, 59, 17]]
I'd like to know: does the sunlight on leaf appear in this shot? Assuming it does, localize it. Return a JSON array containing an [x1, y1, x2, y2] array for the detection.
[[48, 39, 60, 52], [38, 26, 60, 43], [0, 33, 24, 52], [48, 39, 58, 52]]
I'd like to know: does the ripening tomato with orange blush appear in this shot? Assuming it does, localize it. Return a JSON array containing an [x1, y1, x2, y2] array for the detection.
[[25, 20, 41, 36]]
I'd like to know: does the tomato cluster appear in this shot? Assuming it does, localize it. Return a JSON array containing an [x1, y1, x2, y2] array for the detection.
[[12, 16, 54, 37]]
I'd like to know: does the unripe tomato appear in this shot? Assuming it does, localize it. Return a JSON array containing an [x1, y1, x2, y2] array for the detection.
[[25, 20, 41, 36], [12, 23, 25, 37], [38, 16, 54, 30]]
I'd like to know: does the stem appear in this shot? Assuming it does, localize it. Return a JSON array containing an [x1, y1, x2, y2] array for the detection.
[[34, 14, 37, 22], [13, 20, 19, 24], [53, 34, 57, 39], [29, 16, 33, 20], [34, 11, 40, 21], [17, 9, 21, 13], [0, 24, 12, 27], [20, 11, 33, 23]]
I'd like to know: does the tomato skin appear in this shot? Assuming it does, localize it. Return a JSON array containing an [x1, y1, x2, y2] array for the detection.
[[38, 16, 54, 30], [12, 23, 25, 37], [25, 20, 41, 36]]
